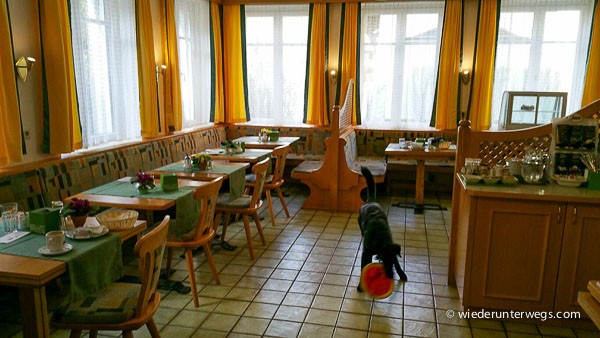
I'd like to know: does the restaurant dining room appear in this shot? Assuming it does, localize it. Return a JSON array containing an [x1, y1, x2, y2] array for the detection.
[[1, 0, 600, 337]]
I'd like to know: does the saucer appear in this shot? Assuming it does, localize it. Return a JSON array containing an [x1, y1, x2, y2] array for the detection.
[[38, 243, 73, 256]]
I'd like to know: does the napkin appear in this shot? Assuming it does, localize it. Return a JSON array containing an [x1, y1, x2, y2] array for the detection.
[[0, 231, 30, 244]]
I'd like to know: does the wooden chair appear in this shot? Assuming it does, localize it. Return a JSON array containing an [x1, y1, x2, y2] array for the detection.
[[165, 177, 223, 308], [213, 157, 270, 260], [52, 216, 170, 338], [245, 144, 291, 226]]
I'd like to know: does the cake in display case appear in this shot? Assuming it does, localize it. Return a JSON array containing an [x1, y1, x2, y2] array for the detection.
[[499, 91, 567, 130]]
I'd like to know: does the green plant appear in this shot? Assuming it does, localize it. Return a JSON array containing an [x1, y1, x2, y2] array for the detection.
[[192, 153, 212, 165]]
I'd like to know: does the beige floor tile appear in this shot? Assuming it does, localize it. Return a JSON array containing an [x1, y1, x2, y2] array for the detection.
[[435, 309, 470, 326], [536, 325, 576, 337], [262, 278, 293, 292], [471, 327, 508, 338], [213, 299, 250, 315], [337, 312, 371, 330], [341, 298, 373, 314], [199, 313, 239, 332], [317, 284, 346, 298], [438, 323, 472, 337], [274, 305, 309, 322], [169, 309, 209, 327], [153, 307, 180, 325], [254, 289, 286, 304], [333, 327, 368, 338], [270, 268, 300, 280], [231, 317, 269, 335], [503, 322, 539, 334], [296, 271, 324, 282], [298, 323, 335, 338], [243, 302, 279, 319], [404, 305, 436, 322], [404, 319, 437, 337], [372, 302, 403, 318], [370, 315, 404, 335], [158, 325, 195, 338], [190, 328, 228, 338], [506, 333, 542, 338], [264, 320, 302, 337], [305, 308, 339, 326], [312, 295, 343, 311], [282, 292, 315, 307], [224, 287, 259, 301], [290, 281, 320, 294]]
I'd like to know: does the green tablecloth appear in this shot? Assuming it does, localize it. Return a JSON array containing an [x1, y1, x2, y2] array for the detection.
[[154, 163, 245, 200], [84, 181, 199, 239], [0, 231, 122, 301]]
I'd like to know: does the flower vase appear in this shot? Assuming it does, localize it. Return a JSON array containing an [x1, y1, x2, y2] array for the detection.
[[136, 183, 150, 194], [198, 163, 208, 171], [70, 215, 88, 228]]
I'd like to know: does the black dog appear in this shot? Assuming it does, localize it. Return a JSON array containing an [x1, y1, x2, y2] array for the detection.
[[358, 166, 408, 292]]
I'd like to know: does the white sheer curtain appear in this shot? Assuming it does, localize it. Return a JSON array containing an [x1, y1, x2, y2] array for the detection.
[[175, 0, 211, 128], [359, 1, 444, 129], [70, 0, 141, 148], [492, 0, 594, 128], [245, 5, 309, 125]]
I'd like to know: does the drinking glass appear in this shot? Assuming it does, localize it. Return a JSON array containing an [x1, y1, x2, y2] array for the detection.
[[1, 202, 18, 233]]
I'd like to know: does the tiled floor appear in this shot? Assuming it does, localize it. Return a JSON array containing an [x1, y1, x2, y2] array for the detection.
[[17, 184, 600, 337]]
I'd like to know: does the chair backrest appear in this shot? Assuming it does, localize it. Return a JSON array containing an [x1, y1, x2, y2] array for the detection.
[[134, 215, 170, 318], [192, 176, 223, 241], [270, 144, 291, 184], [249, 157, 271, 207]]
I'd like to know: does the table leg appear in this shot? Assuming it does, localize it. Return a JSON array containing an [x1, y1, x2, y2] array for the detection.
[[414, 160, 425, 213], [19, 286, 50, 338]]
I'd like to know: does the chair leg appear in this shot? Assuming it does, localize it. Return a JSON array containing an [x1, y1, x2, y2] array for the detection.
[[147, 318, 160, 338], [69, 330, 82, 338], [122, 330, 134, 338], [165, 247, 174, 278], [184, 249, 199, 307], [241, 214, 255, 260], [221, 212, 231, 243], [89, 331, 98, 338], [265, 189, 275, 226], [203, 243, 220, 284], [276, 187, 290, 217], [253, 211, 266, 245]]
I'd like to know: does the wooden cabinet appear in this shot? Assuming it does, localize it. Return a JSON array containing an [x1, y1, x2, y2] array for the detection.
[[454, 185, 600, 316], [556, 205, 600, 313], [466, 198, 564, 311]]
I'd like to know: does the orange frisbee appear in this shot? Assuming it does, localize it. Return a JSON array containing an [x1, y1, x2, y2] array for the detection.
[[360, 263, 394, 299]]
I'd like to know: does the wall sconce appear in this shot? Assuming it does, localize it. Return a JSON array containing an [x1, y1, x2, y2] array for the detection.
[[15, 56, 36, 82], [155, 64, 167, 82], [461, 69, 470, 85], [329, 69, 337, 85]]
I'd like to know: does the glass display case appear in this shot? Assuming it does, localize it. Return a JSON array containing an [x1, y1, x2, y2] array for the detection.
[[499, 91, 567, 130]]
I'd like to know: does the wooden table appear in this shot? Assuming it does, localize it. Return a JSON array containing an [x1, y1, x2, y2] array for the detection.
[[0, 220, 146, 338], [68, 177, 208, 211], [385, 143, 456, 213], [204, 149, 272, 164], [232, 136, 300, 149], [150, 161, 249, 181]]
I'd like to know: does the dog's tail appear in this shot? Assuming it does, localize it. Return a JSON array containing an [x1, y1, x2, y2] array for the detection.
[[361, 166, 376, 203]]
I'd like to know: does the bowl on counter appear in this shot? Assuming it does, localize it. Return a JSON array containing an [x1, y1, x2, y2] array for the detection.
[[553, 175, 587, 187]]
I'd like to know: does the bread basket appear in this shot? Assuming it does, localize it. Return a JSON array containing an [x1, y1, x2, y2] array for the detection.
[[96, 209, 139, 231]]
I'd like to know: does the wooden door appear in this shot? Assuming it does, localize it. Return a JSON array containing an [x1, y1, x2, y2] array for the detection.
[[467, 198, 564, 311], [556, 204, 600, 313]]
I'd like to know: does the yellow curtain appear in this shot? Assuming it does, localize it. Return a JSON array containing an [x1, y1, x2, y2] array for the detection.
[[136, 0, 159, 138], [0, 0, 22, 166], [39, 0, 82, 153], [433, 0, 462, 130], [338, 3, 359, 125], [211, 2, 225, 123], [164, 0, 182, 132], [304, 3, 328, 126], [582, 1, 600, 106], [468, 0, 498, 130], [223, 5, 248, 123]]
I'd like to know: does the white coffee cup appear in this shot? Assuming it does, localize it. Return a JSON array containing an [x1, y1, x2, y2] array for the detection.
[[46, 230, 65, 253]]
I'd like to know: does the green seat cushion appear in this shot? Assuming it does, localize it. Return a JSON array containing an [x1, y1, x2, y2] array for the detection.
[[217, 194, 252, 208], [55, 283, 139, 324]]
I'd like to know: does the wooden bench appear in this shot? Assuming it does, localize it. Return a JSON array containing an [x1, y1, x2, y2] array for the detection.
[[291, 80, 386, 212]]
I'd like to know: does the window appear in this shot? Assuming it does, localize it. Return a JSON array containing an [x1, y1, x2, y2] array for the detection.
[[175, 0, 211, 128], [491, 0, 594, 129], [70, 0, 141, 148], [245, 5, 309, 125], [360, 2, 445, 128]]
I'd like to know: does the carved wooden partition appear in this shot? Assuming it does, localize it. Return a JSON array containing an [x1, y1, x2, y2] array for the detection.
[[448, 98, 600, 284], [294, 80, 367, 212]]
